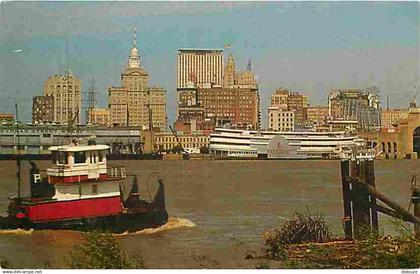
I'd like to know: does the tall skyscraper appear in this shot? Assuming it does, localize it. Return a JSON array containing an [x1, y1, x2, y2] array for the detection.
[[108, 29, 166, 130], [44, 74, 82, 124], [177, 48, 224, 89], [223, 54, 235, 88]]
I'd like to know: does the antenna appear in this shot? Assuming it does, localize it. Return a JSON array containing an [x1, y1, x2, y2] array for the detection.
[[58, 53, 63, 75], [387, 94, 389, 110], [133, 27, 137, 47], [66, 21, 71, 133], [86, 73, 96, 124], [247, 58, 252, 71]]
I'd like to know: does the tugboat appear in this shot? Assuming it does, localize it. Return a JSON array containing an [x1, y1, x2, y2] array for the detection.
[[0, 139, 168, 233]]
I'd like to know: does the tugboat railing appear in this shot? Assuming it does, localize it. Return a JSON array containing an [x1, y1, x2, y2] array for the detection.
[[107, 165, 126, 179], [38, 165, 127, 180]]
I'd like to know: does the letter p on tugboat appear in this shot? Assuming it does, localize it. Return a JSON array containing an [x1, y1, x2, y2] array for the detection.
[[0, 138, 168, 233]]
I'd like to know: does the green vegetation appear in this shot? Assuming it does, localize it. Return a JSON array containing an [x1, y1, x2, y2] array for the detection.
[[69, 231, 143, 269], [358, 235, 420, 269], [0, 256, 12, 269], [261, 211, 420, 269]]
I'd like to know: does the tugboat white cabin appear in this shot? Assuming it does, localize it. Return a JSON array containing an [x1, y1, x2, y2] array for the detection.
[[48, 144, 111, 183]]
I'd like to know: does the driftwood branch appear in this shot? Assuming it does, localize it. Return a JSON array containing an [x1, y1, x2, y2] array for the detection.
[[374, 204, 413, 223], [346, 177, 420, 225]]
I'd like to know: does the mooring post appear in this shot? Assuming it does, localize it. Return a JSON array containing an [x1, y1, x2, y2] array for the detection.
[[366, 160, 379, 234], [412, 185, 420, 239], [340, 160, 352, 239], [351, 160, 372, 239]]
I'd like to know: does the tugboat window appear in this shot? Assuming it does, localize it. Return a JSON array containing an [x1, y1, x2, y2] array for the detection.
[[74, 152, 86, 164], [99, 151, 103, 162], [52, 151, 57, 164], [57, 151, 68, 165]]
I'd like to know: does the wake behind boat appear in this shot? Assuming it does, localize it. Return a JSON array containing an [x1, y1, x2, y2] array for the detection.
[[0, 139, 168, 233]]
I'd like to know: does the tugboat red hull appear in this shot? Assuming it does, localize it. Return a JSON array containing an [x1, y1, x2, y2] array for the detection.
[[1, 209, 168, 233], [1, 144, 169, 233], [1, 179, 168, 233]]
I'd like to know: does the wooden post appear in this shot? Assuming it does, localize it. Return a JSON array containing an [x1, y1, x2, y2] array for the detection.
[[366, 160, 379, 234], [412, 186, 420, 239], [351, 160, 372, 239], [340, 160, 352, 239]]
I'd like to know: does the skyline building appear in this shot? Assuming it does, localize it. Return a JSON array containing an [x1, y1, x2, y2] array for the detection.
[[44, 74, 82, 125], [108, 29, 166, 130], [269, 88, 307, 127], [328, 88, 381, 131], [32, 95, 54, 124], [177, 48, 224, 89], [176, 52, 260, 131], [307, 105, 329, 127], [88, 108, 110, 127], [268, 106, 295, 132], [197, 86, 260, 129]]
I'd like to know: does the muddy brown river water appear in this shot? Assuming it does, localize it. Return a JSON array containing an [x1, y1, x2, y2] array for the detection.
[[0, 160, 417, 268]]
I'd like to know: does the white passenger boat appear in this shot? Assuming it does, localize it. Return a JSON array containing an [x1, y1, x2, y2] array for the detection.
[[209, 128, 362, 159]]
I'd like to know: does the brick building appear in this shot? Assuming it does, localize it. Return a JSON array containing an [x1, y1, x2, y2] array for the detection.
[[307, 106, 329, 126], [268, 88, 308, 127], [176, 52, 260, 132], [197, 86, 259, 129]]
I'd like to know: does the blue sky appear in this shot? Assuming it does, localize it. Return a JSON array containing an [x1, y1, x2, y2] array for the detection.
[[0, 1, 418, 126]]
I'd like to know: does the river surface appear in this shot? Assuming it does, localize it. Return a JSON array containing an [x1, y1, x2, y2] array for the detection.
[[0, 160, 417, 268]]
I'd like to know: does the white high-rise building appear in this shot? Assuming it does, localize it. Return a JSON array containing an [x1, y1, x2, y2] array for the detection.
[[177, 48, 224, 89]]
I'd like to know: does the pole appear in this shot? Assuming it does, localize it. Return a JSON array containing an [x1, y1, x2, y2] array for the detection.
[[351, 160, 371, 239], [15, 103, 21, 201], [412, 186, 420, 238], [366, 160, 379, 233], [340, 160, 352, 239]]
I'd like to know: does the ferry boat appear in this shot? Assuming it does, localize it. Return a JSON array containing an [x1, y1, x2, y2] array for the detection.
[[209, 128, 363, 159], [0, 139, 168, 233]]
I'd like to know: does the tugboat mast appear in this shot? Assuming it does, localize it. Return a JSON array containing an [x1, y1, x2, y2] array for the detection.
[[15, 103, 21, 201]]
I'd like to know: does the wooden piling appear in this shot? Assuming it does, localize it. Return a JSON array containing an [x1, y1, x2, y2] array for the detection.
[[412, 186, 420, 239], [365, 160, 379, 234], [351, 160, 372, 239], [340, 160, 352, 239]]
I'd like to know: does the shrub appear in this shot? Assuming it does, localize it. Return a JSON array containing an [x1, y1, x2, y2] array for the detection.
[[69, 231, 142, 269], [0, 256, 12, 269]]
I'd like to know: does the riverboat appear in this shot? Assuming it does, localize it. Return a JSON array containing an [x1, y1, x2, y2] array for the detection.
[[209, 128, 363, 159], [0, 139, 168, 233]]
